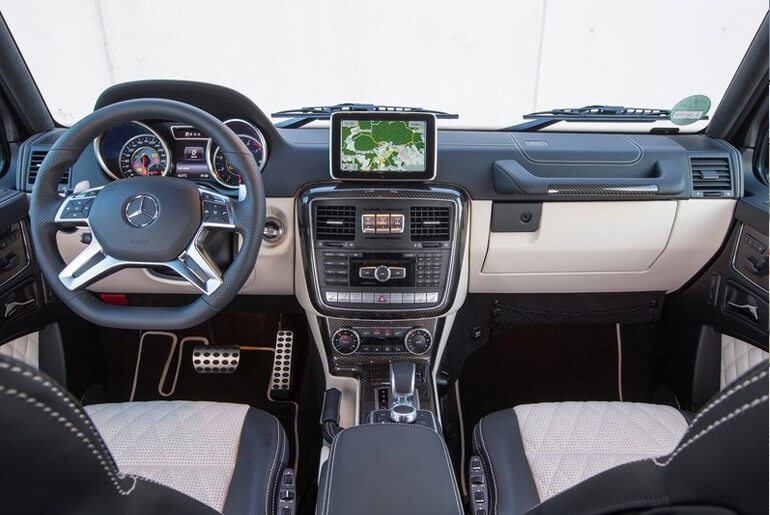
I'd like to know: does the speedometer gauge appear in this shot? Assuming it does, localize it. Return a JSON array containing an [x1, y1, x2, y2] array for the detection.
[[119, 134, 170, 177], [207, 119, 268, 188]]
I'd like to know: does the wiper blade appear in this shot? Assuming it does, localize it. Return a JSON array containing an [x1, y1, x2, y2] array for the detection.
[[505, 105, 685, 132], [271, 103, 458, 128]]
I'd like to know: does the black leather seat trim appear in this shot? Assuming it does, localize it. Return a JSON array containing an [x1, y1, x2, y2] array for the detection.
[[223, 408, 288, 515], [473, 409, 540, 515], [477, 363, 768, 515], [0, 354, 287, 515], [317, 423, 463, 515]]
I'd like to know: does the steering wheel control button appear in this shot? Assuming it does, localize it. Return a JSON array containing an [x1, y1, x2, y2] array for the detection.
[[124, 194, 160, 228], [202, 200, 230, 225]]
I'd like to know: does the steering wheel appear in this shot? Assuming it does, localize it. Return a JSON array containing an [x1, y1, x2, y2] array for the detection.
[[29, 99, 265, 330]]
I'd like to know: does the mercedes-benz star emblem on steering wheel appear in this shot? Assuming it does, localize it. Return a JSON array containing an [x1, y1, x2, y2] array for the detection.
[[124, 194, 160, 228]]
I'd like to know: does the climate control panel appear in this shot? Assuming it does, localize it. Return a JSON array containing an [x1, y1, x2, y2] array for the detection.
[[330, 326, 434, 356]]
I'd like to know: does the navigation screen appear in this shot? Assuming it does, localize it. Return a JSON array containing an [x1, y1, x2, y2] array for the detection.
[[331, 112, 436, 180], [340, 119, 427, 172]]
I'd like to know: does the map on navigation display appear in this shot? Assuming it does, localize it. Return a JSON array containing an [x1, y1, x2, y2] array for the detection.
[[339, 119, 427, 172]]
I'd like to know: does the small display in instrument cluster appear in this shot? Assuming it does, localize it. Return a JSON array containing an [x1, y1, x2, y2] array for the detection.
[[171, 126, 213, 181]]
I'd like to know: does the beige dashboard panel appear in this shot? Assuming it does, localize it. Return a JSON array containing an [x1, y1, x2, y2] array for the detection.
[[470, 199, 735, 293], [54, 198, 294, 295], [482, 201, 676, 273]]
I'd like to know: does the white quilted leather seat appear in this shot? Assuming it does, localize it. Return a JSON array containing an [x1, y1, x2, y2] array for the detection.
[[84, 400, 288, 514], [473, 401, 689, 514]]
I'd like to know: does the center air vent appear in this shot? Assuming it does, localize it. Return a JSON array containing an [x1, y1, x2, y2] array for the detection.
[[410, 206, 450, 241], [315, 205, 356, 241], [690, 156, 732, 197], [26, 149, 70, 191]]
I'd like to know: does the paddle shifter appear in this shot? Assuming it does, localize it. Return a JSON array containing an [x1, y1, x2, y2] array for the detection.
[[389, 362, 418, 423]]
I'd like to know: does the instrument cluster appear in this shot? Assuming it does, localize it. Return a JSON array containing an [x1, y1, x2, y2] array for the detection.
[[94, 119, 267, 189]]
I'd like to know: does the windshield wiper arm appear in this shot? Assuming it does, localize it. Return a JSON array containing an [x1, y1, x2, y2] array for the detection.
[[271, 103, 458, 128], [505, 105, 682, 132]]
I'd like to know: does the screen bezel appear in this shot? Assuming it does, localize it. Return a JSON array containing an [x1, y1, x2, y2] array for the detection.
[[329, 111, 437, 181]]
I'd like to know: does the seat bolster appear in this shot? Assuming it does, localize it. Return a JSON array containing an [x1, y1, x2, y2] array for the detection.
[[223, 408, 288, 515], [473, 409, 540, 515]]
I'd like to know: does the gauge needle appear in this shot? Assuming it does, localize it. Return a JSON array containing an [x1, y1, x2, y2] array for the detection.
[[141, 154, 151, 174]]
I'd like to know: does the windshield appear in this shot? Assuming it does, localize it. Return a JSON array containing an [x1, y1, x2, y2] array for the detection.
[[1, 1, 766, 130]]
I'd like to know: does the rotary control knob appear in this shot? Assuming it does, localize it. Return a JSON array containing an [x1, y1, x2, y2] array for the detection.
[[374, 265, 391, 282], [404, 327, 433, 355], [331, 328, 360, 355]]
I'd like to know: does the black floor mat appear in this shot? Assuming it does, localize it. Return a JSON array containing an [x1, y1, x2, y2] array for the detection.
[[458, 324, 620, 453], [93, 312, 322, 515]]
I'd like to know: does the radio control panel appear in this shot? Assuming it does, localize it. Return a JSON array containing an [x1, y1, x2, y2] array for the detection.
[[298, 185, 467, 317]]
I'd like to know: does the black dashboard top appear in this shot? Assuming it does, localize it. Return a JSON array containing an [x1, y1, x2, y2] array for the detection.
[[13, 80, 742, 202]]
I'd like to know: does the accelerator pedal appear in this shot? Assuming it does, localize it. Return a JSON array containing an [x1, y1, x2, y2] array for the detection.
[[270, 330, 294, 399], [192, 344, 240, 374]]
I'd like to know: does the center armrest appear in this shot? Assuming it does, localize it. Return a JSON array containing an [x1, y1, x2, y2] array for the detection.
[[316, 424, 463, 515]]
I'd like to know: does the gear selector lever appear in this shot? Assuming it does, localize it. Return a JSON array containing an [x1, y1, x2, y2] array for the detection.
[[389, 362, 418, 423]]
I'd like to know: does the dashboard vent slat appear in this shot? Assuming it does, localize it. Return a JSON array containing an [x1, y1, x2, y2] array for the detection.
[[690, 156, 732, 197], [315, 205, 356, 241], [27, 149, 70, 191], [410, 206, 450, 241]]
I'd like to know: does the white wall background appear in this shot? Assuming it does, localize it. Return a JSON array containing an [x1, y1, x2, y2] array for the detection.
[[1, 0, 766, 128]]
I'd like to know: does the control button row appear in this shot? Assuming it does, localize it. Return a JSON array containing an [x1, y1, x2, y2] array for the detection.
[[324, 291, 439, 305], [358, 344, 407, 353], [362, 213, 405, 234], [59, 197, 95, 220]]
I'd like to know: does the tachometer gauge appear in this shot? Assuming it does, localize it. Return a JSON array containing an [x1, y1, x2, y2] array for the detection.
[[211, 135, 264, 187], [119, 134, 170, 177], [207, 119, 268, 188]]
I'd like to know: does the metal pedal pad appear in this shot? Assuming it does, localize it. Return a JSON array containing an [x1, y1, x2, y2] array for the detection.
[[192, 344, 240, 373], [270, 330, 293, 398]]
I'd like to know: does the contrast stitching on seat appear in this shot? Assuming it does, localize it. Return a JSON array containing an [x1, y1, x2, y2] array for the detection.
[[475, 418, 499, 514], [688, 369, 767, 428], [0, 382, 137, 496], [0, 361, 119, 476], [653, 394, 768, 467]]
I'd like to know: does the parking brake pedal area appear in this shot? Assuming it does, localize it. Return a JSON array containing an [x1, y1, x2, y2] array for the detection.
[[270, 330, 294, 399], [192, 344, 240, 373]]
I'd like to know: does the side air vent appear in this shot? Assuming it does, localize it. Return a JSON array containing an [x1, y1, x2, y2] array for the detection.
[[26, 149, 70, 191], [315, 205, 356, 241], [410, 206, 450, 241], [690, 156, 732, 197]]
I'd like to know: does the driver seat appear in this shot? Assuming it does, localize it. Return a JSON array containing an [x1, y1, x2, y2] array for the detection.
[[0, 354, 288, 514]]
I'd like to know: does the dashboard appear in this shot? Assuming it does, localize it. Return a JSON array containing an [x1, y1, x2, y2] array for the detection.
[[93, 118, 267, 189]]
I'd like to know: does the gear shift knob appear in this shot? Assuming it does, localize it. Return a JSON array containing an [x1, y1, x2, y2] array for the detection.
[[389, 362, 417, 423], [390, 362, 416, 397]]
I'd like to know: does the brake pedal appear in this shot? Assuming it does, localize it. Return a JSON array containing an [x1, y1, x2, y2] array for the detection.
[[192, 344, 240, 373], [270, 330, 294, 399]]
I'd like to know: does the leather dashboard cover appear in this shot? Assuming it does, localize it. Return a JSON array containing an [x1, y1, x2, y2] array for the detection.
[[317, 424, 463, 515]]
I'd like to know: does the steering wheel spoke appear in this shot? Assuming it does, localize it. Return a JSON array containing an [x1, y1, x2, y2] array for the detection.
[[58, 238, 121, 291], [54, 188, 102, 226], [169, 243, 223, 295]]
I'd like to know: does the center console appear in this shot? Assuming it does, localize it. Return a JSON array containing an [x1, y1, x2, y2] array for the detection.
[[297, 184, 468, 425]]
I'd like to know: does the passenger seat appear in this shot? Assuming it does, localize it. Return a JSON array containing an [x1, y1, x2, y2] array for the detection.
[[472, 363, 768, 514]]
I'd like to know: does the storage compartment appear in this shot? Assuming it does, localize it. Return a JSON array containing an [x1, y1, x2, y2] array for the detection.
[[482, 201, 676, 273], [317, 424, 462, 515]]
